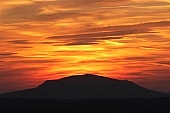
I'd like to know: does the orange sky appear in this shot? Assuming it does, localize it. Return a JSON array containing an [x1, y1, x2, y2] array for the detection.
[[0, 0, 170, 94]]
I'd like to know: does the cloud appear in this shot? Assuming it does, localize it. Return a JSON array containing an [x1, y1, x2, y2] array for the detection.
[[88, 21, 170, 32], [0, 0, 128, 24], [49, 34, 124, 45], [0, 67, 39, 77], [0, 52, 17, 57], [34, 11, 88, 22], [0, 3, 41, 23], [124, 56, 157, 61], [7, 39, 31, 44], [66, 42, 98, 46], [10, 59, 61, 64], [1, 0, 33, 5], [44, 0, 128, 7], [46, 21, 170, 45], [1, 0, 169, 30]]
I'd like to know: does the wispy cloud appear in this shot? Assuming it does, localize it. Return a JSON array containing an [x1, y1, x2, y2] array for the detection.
[[7, 39, 31, 44], [0, 52, 18, 58], [47, 21, 170, 45]]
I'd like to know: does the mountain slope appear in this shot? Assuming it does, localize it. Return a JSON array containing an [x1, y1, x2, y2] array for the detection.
[[0, 74, 169, 99]]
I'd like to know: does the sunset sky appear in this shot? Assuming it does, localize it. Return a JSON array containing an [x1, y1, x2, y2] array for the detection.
[[0, 0, 170, 94]]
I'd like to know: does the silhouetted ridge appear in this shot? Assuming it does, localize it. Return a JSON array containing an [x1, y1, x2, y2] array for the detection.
[[0, 74, 169, 99], [38, 74, 120, 87]]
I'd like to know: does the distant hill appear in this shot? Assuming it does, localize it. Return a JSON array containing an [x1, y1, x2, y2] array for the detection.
[[0, 74, 169, 99]]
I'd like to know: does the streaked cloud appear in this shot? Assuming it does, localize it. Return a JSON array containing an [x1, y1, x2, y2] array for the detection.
[[7, 40, 31, 44], [0, 52, 18, 58], [47, 21, 170, 45]]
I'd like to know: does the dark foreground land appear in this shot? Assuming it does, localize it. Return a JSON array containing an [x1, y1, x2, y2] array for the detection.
[[0, 98, 170, 113]]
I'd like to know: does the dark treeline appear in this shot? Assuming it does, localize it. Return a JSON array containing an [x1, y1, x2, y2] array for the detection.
[[0, 98, 170, 113]]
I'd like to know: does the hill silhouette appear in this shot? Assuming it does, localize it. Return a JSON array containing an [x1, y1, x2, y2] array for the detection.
[[0, 74, 169, 99]]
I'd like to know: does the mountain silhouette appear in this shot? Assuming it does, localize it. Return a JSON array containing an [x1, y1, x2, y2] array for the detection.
[[0, 74, 169, 99]]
